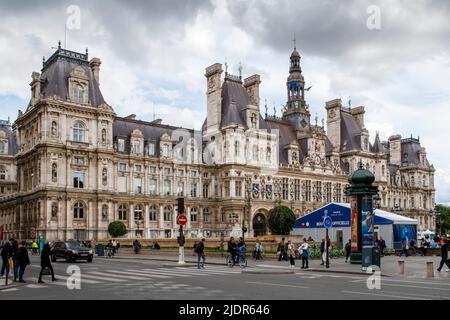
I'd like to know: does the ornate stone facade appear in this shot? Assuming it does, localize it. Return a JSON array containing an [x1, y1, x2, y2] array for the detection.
[[0, 45, 436, 241]]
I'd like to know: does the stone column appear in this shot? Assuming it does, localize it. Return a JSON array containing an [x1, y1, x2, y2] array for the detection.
[[144, 204, 149, 236], [159, 204, 164, 230]]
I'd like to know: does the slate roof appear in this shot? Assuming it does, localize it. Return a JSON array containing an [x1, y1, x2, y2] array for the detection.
[[264, 119, 301, 164], [39, 48, 106, 107], [340, 112, 362, 152], [0, 121, 17, 156], [371, 133, 385, 154], [401, 139, 423, 165]]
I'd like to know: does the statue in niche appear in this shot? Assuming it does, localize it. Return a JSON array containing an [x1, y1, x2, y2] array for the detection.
[[51, 163, 58, 182], [102, 168, 108, 186], [102, 129, 107, 144], [51, 203, 58, 219], [51, 121, 57, 137]]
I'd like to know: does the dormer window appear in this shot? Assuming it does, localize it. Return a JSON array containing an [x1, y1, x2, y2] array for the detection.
[[0, 165, 6, 180], [250, 113, 257, 128], [117, 138, 125, 152], [73, 122, 86, 143], [162, 144, 169, 157], [148, 142, 156, 156], [132, 141, 141, 154], [74, 84, 85, 104]]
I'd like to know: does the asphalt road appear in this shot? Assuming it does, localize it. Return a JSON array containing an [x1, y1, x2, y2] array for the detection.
[[1, 255, 449, 300]]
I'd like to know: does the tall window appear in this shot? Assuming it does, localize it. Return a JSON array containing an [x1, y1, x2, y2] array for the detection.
[[235, 141, 240, 157], [134, 205, 143, 221], [294, 179, 301, 201], [190, 182, 197, 198], [250, 113, 257, 128], [163, 179, 171, 195], [0, 141, 5, 154], [163, 206, 172, 221], [203, 208, 210, 223], [177, 181, 184, 197], [305, 180, 311, 202], [282, 178, 289, 200], [73, 171, 85, 189], [190, 207, 198, 222], [381, 165, 385, 176], [202, 183, 209, 198], [117, 138, 125, 152], [134, 178, 142, 194], [73, 122, 86, 143], [235, 181, 242, 197], [253, 146, 258, 161], [118, 163, 127, 172], [73, 202, 84, 219], [74, 84, 84, 104], [335, 184, 342, 203], [101, 129, 106, 144], [149, 179, 157, 195], [224, 181, 230, 197], [162, 144, 169, 157], [118, 204, 128, 221], [0, 165, 6, 180], [132, 141, 141, 154], [325, 182, 332, 203], [149, 206, 157, 221], [266, 147, 271, 162]]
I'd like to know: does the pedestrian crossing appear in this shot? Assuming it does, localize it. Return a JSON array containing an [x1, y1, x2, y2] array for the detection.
[[0, 265, 241, 294]]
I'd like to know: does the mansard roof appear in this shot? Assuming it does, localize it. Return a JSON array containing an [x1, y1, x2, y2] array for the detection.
[[401, 138, 423, 166], [39, 48, 106, 107], [340, 111, 362, 152], [371, 132, 385, 154], [0, 120, 17, 156], [264, 119, 303, 164]]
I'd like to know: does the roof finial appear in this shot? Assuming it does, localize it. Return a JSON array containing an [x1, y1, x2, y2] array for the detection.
[[225, 57, 228, 74], [58, 40, 61, 49], [348, 96, 352, 108], [238, 61, 242, 80], [265, 99, 268, 116], [292, 33, 297, 50], [321, 118, 325, 128], [42, 56, 45, 66], [85, 47, 89, 58], [315, 113, 318, 126]]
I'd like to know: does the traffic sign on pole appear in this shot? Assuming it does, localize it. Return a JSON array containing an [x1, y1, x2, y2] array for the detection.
[[177, 214, 187, 226]]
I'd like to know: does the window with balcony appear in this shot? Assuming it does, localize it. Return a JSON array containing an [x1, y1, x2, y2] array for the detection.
[[190, 182, 197, 198]]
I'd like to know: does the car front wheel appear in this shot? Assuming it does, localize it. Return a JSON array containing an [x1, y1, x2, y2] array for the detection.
[[65, 254, 72, 263]]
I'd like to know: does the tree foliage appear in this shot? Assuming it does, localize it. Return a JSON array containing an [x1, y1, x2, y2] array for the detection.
[[108, 221, 127, 238], [267, 205, 296, 235], [436, 204, 450, 234]]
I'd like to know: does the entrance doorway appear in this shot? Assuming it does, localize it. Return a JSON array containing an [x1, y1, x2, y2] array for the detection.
[[253, 213, 267, 237]]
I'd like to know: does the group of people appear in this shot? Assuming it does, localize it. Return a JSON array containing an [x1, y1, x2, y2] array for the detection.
[[0, 238, 56, 284], [277, 237, 311, 269], [226, 237, 247, 266], [106, 240, 120, 257]]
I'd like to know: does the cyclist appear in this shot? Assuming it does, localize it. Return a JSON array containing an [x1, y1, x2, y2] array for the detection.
[[227, 237, 237, 265], [237, 237, 247, 265]]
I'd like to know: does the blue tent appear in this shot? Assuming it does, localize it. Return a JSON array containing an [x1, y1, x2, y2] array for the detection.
[[294, 203, 394, 229]]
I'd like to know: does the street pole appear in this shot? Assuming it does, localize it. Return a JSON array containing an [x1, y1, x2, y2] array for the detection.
[[325, 210, 330, 269], [178, 225, 185, 264]]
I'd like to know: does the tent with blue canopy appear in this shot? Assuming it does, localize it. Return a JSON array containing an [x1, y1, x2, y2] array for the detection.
[[291, 203, 418, 249]]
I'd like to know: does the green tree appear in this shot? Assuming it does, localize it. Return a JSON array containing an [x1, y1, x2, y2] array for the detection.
[[108, 221, 127, 238], [267, 205, 296, 235], [436, 204, 450, 234]]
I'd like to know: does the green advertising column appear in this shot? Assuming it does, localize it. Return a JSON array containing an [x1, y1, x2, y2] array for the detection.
[[345, 163, 379, 265]]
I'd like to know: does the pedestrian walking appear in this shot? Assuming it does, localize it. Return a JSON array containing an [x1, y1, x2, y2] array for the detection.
[[195, 238, 206, 269], [133, 239, 141, 254], [399, 237, 409, 257], [11, 240, 19, 282], [17, 241, 30, 283], [345, 239, 352, 263], [300, 238, 309, 269], [254, 240, 263, 260], [287, 240, 295, 269], [112, 240, 117, 254], [38, 243, 57, 283], [277, 238, 286, 261], [0, 239, 12, 278], [320, 238, 325, 265], [437, 237, 450, 272], [31, 240, 39, 255]]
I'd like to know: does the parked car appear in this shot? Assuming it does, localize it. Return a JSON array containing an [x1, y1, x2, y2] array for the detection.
[[51, 240, 94, 263]]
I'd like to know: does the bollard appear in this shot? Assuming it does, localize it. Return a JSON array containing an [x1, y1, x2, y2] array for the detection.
[[398, 260, 405, 275], [426, 261, 434, 278]]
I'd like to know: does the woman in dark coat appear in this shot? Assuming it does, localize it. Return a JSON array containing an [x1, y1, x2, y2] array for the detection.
[[38, 243, 57, 283]]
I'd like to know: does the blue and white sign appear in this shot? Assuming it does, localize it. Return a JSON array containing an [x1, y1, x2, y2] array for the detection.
[[323, 216, 333, 229]]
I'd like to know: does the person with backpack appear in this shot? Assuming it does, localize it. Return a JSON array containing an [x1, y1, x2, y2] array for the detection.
[[345, 239, 352, 263], [195, 238, 206, 269], [38, 243, 57, 283]]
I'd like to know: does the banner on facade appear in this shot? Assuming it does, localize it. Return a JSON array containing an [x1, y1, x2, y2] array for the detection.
[[350, 195, 358, 251], [361, 195, 375, 247]]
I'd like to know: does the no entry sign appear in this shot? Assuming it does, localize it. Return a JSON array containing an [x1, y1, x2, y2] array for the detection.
[[177, 214, 187, 226]]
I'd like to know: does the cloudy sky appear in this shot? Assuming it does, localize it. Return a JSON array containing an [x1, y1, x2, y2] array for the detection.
[[0, 0, 449, 203]]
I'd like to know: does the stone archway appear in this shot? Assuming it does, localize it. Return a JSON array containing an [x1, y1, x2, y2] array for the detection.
[[253, 212, 268, 237]]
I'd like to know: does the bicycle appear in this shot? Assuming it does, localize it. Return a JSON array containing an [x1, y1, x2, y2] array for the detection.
[[239, 253, 247, 268], [226, 252, 235, 268]]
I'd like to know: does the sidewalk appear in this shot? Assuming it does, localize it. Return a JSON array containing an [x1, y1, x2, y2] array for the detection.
[[0, 276, 27, 291], [104, 251, 450, 278]]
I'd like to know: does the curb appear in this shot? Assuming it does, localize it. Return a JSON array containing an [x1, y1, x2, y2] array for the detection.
[[301, 268, 392, 277], [242, 269, 295, 275]]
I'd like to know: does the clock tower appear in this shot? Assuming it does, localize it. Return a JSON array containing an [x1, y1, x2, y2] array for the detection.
[[282, 45, 311, 134]]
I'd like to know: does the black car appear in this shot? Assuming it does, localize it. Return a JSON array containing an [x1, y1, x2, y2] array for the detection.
[[51, 240, 94, 263]]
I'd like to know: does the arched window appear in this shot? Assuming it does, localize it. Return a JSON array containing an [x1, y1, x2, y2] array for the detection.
[[149, 205, 157, 221], [73, 202, 85, 219], [134, 205, 143, 221], [74, 84, 85, 104], [0, 141, 5, 154], [0, 165, 6, 180], [51, 163, 57, 182], [73, 122, 86, 142], [203, 208, 210, 223], [250, 113, 257, 128], [163, 206, 172, 221], [190, 207, 198, 222], [118, 204, 128, 221]]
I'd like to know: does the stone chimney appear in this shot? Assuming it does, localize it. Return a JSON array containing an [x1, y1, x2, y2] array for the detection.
[[89, 57, 102, 85], [325, 99, 342, 152], [30, 72, 41, 106], [388, 134, 402, 166], [350, 106, 365, 129], [243, 74, 261, 108], [205, 63, 223, 133]]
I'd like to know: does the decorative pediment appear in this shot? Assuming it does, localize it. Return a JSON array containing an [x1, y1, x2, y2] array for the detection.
[[69, 66, 89, 81]]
